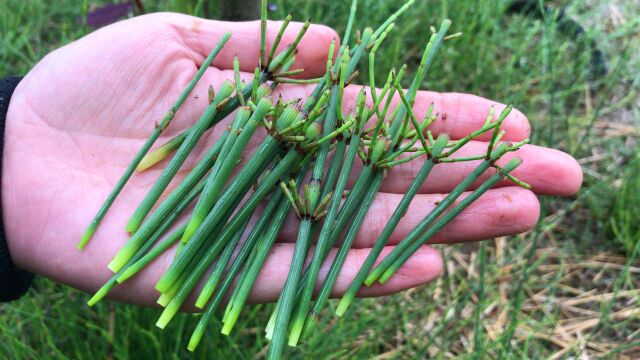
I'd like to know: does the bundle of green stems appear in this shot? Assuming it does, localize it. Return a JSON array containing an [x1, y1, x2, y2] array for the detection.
[[80, 1, 531, 358]]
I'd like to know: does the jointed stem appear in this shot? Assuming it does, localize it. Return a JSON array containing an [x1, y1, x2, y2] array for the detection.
[[154, 137, 282, 293], [221, 168, 309, 336], [78, 32, 231, 249], [289, 93, 368, 345], [107, 133, 227, 273], [374, 158, 523, 283], [267, 14, 293, 67], [88, 175, 205, 304], [193, 224, 246, 309], [259, 0, 267, 67], [182, 98, 272, 244], [332, 19, 453, 316], [361, 144, 515, 286], [304, 173, 383, 333], [187, 188, 287, 351], [267, 220, 313, 357], [124, 81, 235, 235], [269, 44, 352, 358]]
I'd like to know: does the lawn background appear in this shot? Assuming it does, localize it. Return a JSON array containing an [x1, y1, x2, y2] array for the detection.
[[1, 0, 639, 358]]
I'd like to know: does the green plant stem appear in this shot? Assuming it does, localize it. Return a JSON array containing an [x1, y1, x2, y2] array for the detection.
[[269, 76, 345, 356], [265, 159, 374, 341], [116, 225, 184, 284], [362, 145, 509, 286], [289, 119, 365, 345], [87, 225, 163, 306], [267, 219, 313, 358], [372, 156, 508, 285], [157, 266, 190, 307], [358, 135, 449, 289], [163, 219, 233, 308], [183, 99, 271, 243], [194, 218, 249, 309], [136, 134, 184, 172], [302, 173, 383, 338], [221, 209, 287, 335], [259, 0, 267, 67], [77, 32, 231, 249], [223, 233, 262, 325], [136, 72, 270, 170], [266, 62, 351, 353], [267, 14, 292, 67], [106, 132, 227, 273], [221, 168, 308, 336], [375, 158, 523, 284], [333, 19, 452, 316], [438, 109, 510, 159], [156, 147, 302, 295], [115, 178, 208, 283], [154, 217, 230, 321], [125, 81, 235, 234], [154, 136, 280, 293], [88, 212, 190, 305], [188, 189, 287, 350], [136, 40, 302, 169], [339, 0, 358, 55], [138, 11, 365, 170]]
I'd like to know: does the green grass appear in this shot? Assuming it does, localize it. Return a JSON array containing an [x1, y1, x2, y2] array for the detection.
[[1, 0, 639, 358]]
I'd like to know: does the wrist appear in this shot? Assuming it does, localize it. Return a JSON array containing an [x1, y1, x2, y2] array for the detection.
[[0, 76, 34, 302]]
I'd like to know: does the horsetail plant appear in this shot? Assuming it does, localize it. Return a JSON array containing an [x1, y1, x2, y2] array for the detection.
[[220, 169, 309, 337], [181, 95, 272, 243], [122, 79, 234, 235], [78, 1, 539, 358], [135, 16, 299, 171], [140, 18, 305, 153], [78, 32, 231, 249], [363, 140, 530, 286], [267, 43, 352, 360], [327, 18, 454, 317], [372, 157, 525, 284], [186, 187, 288, 350], [338, 130, 529, 317], [287, 89, 369, 346], [87, 176, 205, 305]]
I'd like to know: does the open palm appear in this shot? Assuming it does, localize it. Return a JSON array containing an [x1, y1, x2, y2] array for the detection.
[[3, 13, 582, 307]]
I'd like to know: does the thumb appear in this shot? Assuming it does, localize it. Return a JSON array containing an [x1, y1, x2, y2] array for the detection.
[[146, 12, 340, 78]]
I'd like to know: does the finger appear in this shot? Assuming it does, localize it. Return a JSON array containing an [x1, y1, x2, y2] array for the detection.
[[346, 142, 583, 196], [246, 244, 442, 303], [278, 186, 540, 249], [280, 83, 530, 141], [148, 12, 338, 77], [349, 86, 530, 141], [82, 234, 440, 307]]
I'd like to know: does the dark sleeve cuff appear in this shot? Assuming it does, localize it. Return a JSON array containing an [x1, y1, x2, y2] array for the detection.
[[0, 76, 34, 302]]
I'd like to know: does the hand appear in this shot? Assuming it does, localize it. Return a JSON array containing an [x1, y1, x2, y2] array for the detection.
[[4, 13, 582, 307]]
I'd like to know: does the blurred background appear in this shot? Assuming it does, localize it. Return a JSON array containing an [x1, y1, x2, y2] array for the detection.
[[1, 0, 638, 358]]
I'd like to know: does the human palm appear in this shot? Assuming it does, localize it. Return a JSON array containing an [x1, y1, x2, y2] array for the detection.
[[4, 13, 582, 307]]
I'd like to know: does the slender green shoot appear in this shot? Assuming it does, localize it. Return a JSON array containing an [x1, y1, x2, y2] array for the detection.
[[77, 32, 231, 249], [106, 130, 228, 273], [267, 14, 293, 67], [135, 134, 183, 172], [123, 80, 234, 234], [260, 0, 267, 68], [375, 158, 523, 284]]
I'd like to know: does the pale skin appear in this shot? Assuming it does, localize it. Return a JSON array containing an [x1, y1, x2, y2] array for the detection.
[[4, 13, 582, 307]]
